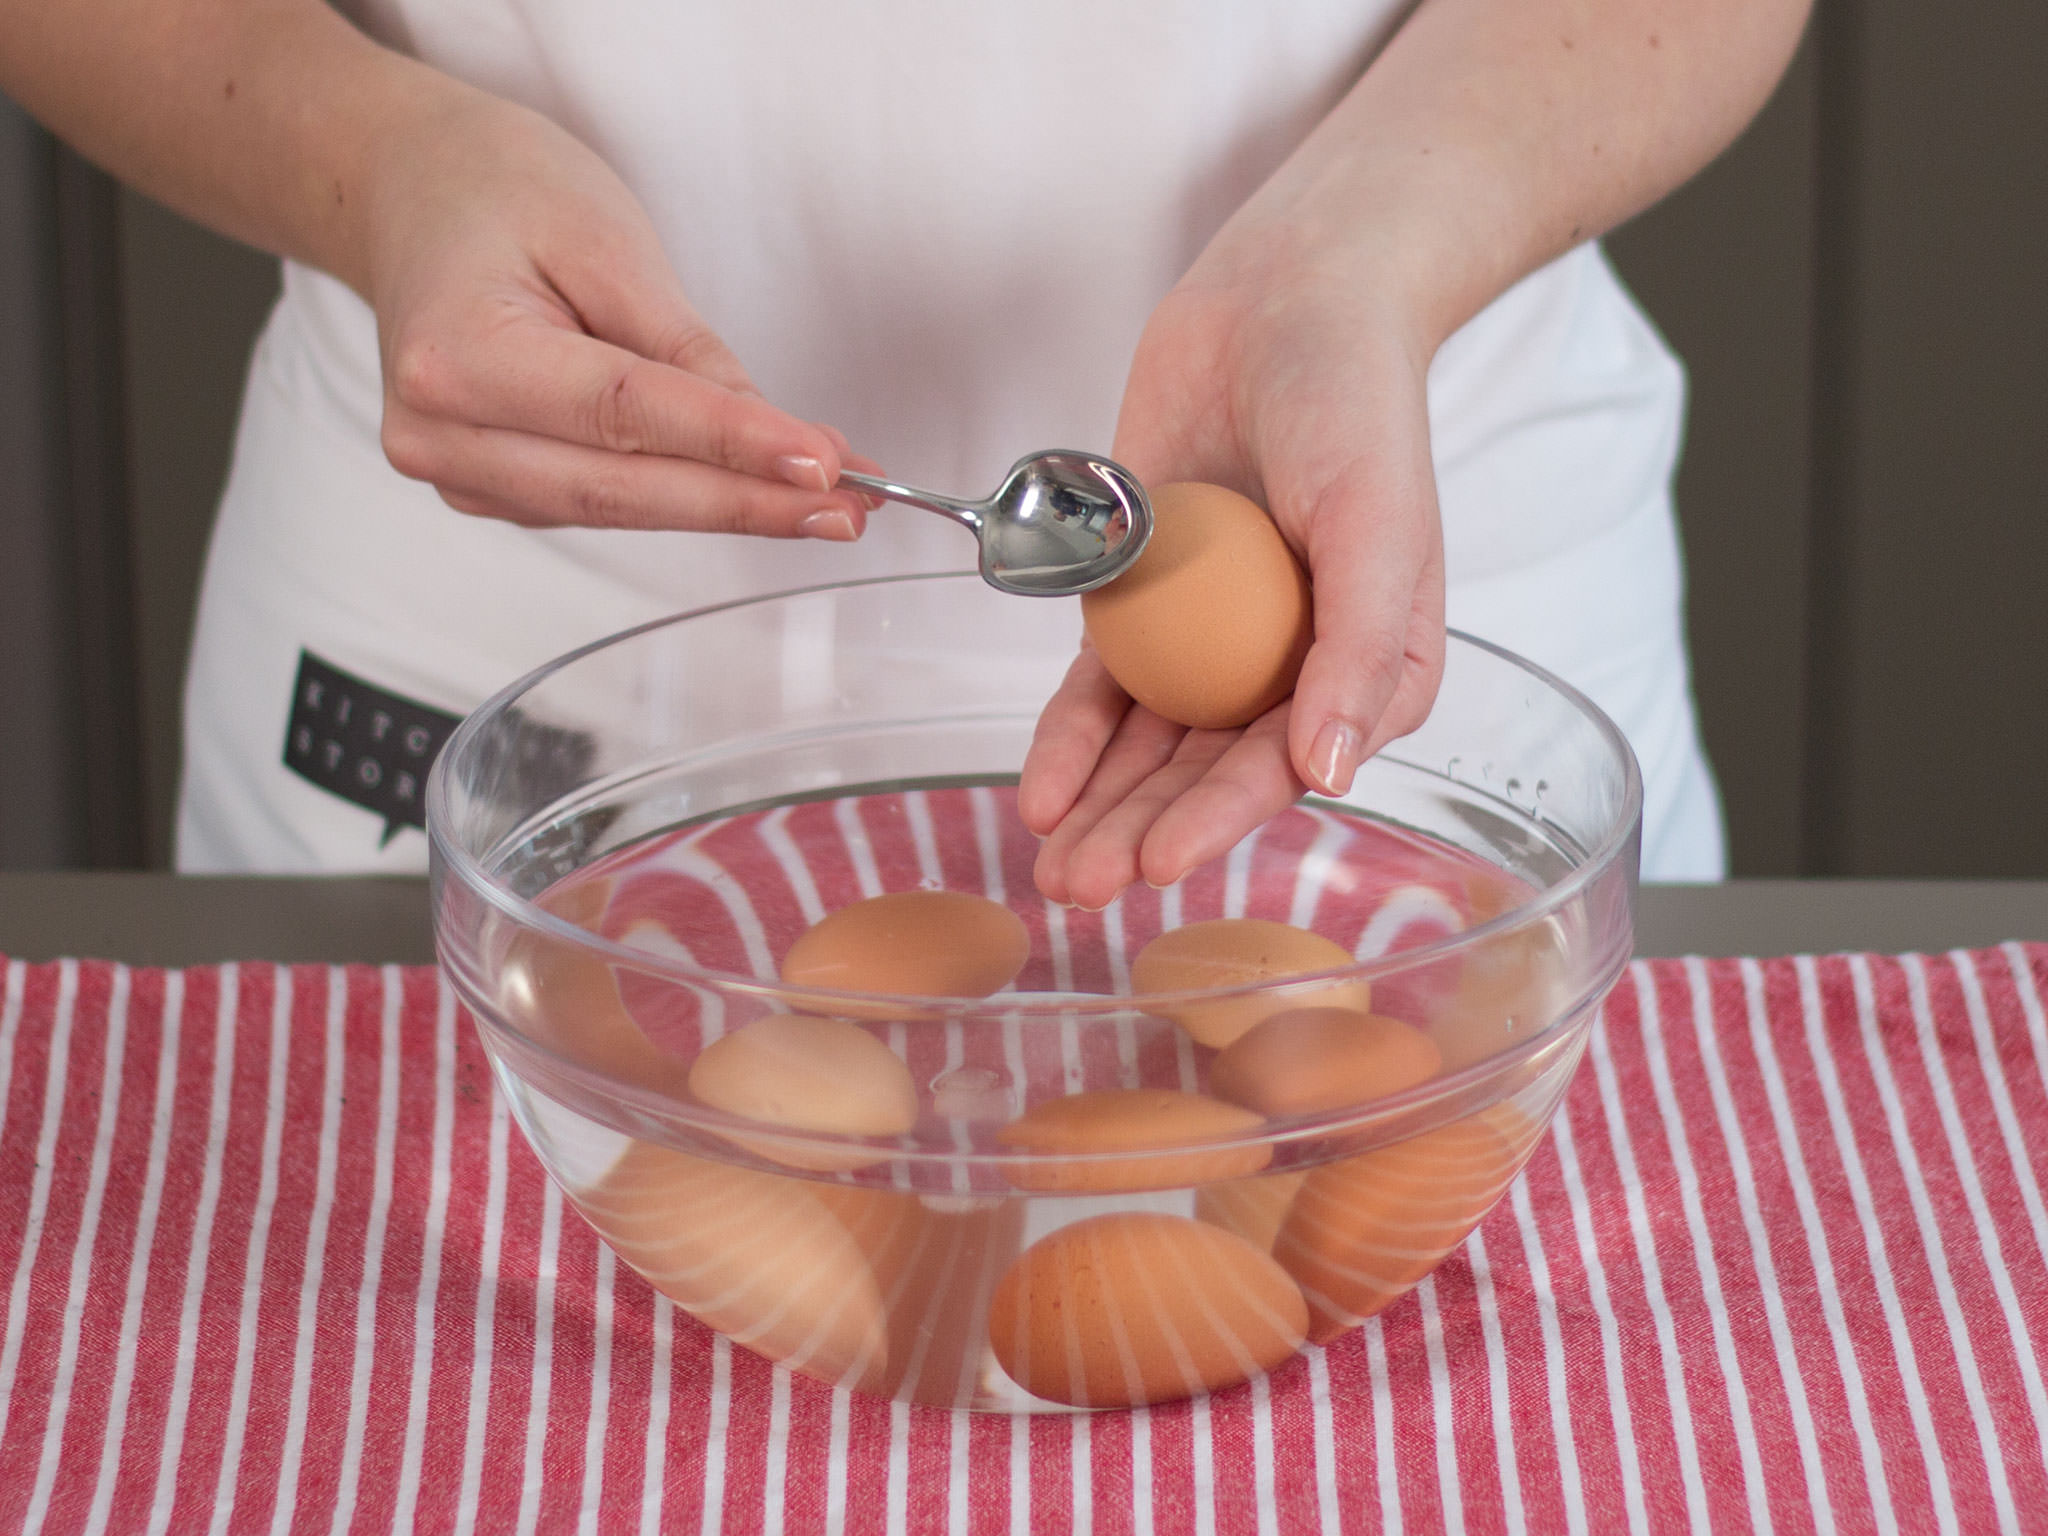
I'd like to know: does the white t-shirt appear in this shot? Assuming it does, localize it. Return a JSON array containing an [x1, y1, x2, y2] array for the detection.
[[177, 0, 1724, 878]]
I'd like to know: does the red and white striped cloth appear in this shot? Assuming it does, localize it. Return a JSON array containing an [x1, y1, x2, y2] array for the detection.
[[2, 945, 2046, 1534]]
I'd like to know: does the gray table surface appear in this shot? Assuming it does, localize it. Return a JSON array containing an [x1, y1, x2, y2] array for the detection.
[[1, 874, 2043, 967]]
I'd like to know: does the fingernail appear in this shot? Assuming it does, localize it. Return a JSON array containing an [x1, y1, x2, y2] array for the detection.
[[799, 509, 858, 542], [777, 455, 831, 492], [1309, 720, 1362, 796]]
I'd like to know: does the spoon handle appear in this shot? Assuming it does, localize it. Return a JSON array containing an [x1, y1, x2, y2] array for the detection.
[[837, 471, 984, 532]]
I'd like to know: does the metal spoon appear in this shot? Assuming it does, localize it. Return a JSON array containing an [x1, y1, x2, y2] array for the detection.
[[839, 451, 1152, 597]]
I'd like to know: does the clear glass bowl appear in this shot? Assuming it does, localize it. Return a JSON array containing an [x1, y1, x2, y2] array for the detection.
[[429, 573, 1640, 1412]]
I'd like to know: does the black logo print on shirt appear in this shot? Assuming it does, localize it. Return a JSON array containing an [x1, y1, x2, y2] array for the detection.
[[282, 650, 604, 855], [283, 651, 461, 846]]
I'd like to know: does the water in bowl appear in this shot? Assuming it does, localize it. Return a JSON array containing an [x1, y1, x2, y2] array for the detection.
[[477, 783, 1587, 1410]]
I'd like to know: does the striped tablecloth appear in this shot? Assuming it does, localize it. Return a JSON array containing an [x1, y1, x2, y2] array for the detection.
[[1, 946, 2045, 1534]]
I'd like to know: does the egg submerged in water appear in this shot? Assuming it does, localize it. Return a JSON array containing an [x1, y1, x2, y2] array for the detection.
[[686, 1012, 919, 1172], [1081, 482, 1313, 730], [779, 891, 1029, 1008], [576, 1141, 892, 1391], [988, 1212, 1309, 1408], [1130, 918, 1370, 1048]]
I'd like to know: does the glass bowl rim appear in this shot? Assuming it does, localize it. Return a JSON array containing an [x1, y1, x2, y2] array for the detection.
[[427, 570, 1643, 1017]]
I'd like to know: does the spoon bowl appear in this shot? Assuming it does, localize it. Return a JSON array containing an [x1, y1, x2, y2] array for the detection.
[[840, 451, 1152, 596]]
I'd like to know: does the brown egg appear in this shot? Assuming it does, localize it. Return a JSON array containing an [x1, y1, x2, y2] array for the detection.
[[1081, 482, 1313, 730], [575, 1140, 889, 1390], [813, 1182, 1025, 1407], [1131, 919, 1371, 1048], [498, 881, 690, 1095], [995, 1089, 1270, 1192], [1194, 1170, 1306, 1254], [779, 891, 1030, 1010], [1210, 1008, 1442, 1117], [1272, 1106, 1535, 1342], [687, 1013, 918, 1171], [988, 1213, 1310, 1407]]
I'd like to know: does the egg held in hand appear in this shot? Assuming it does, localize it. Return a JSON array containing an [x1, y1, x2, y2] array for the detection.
[[1080, 482, 1313, 730]]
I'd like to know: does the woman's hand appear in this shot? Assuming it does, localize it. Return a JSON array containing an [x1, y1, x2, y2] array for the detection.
[[0, 2, 877, 538], [365, 92, 873, 537], [1018, 0, 1811, 910], [1020, 241, 1447, 909]]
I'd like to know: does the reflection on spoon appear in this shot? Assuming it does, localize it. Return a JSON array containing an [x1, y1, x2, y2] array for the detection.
[[839, 450, 1152, 597]]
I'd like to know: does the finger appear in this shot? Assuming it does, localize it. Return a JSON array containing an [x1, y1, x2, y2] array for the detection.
[[1284, 461, 1441, 796], [1055, 728, 1242, 911], [1358, 564, 1447, 762], [1134, 708, 1303, 888], [829, 434, 888, 511], [434, 486, 551, 528], [1031, 706, 1188, 905], [543, 237, 765, 399], [382, 405, 869, 537], [386, 318, 845, 492], [1017, 648, 1134, 836], [434, 478, 852, 551]]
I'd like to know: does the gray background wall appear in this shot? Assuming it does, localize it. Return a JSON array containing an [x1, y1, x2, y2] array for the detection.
[[1605, 3, 2048, 876], [3, 0, 2044, 875], [115, 195, 280, 866]]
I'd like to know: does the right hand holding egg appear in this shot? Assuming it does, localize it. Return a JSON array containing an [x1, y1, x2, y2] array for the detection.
[[1020, 252, 1449, 909]]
